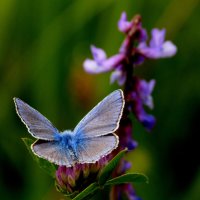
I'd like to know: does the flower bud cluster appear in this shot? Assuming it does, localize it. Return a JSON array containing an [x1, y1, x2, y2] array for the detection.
[[56, 156, 109, 194]]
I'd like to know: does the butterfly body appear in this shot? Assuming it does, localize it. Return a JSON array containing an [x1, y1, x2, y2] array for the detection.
[[57, 131, 83, 161], [14, 90, 124, 167]]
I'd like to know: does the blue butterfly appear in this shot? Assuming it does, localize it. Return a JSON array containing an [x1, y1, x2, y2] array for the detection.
[[14, 90, 124, 167]]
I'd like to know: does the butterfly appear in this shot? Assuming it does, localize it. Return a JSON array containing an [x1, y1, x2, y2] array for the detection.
[[14, 89, 125, 167]]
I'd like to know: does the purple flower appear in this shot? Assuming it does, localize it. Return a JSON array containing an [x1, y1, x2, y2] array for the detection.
[[118, 118, 138, 150], [124, 184, 142, 200], [138, 79, 156, 109], [138, 28, 177, 59], [118, 12, 147, 43], [110, 68, 126, 86], [83, 45, 125, 74], [82, 11, 177, 200], [131, 78, 156, 131], [110, 184, 141, 200], [118, 12, 133, 33], [116, 159, 132, 177], [135, 106, 156, 131], [133, 78, 156, 109]]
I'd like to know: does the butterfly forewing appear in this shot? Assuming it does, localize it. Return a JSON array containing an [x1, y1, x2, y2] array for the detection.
[[74, 89, 124, 138], [14, 98, 59, 141]]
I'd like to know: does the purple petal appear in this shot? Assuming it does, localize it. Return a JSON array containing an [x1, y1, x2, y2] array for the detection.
[[117, 159, 132, 174], [123, 160, 132, 171], [127, 139, 138, 150], [133, 52, 145, 65], [132, 81, 156, 132], [138, 47, 157, 58], [138, 28, 177, 59], [148, 79, 156, 93], [90, 45, 107, 63], [118, 12, 132, 33], [83, 59, 113, 74], [137, 44, 160, 58], [138, 44, 177, 59], [119, 37, 131, 54], [139, 28, 148, 42], [110, 69, 126, 86], [150, 28, 166, 48], [138, 79, 156, 109], [134, 97, 156, 131], [124, 184, 142, 200], [144, 96, 153, 109], [138, 42, 147, 49], [139, 112, 156, 132], [145, 40, 177, 59], [160, 41, 177, 57], [84, 52, 124, 75], [103, 54, 125, 68]]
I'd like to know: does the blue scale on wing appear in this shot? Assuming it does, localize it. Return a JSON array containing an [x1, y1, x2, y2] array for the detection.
[[32, 131, 78, 166]]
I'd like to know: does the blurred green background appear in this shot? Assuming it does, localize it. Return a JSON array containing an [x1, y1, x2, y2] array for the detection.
[[0, 0, 200, 199]]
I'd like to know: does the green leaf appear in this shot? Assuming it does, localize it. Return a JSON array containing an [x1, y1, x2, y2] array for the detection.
[[37, 157, 57, 177], [64, 191, 79, 199], [55, 182, 78, 198], [22, 138, 37, 161], [98, 148, 128, 186], [22, 138, 56, 177], [105, 173, 149, 186], [72, 182, 99, 200]]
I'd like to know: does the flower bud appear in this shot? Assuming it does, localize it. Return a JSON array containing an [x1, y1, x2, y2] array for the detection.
[[55, 156, 109, 195]]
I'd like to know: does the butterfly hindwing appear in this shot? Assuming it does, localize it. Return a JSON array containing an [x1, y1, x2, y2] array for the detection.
[[14, 98, 59, 141], [75, 134, 119, 163], [32, 140, 74, 166]]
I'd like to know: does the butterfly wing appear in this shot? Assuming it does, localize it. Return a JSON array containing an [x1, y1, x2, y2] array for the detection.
[[32, 140, 74, 166], [74, 89, 124, 138], [14, 98, 59, 141], [76, 134, 119, 163], [73, 89, 124, 163]]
